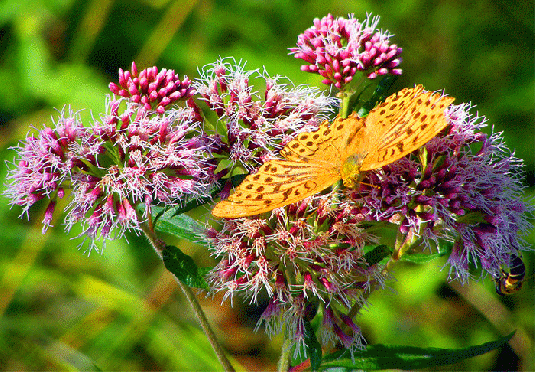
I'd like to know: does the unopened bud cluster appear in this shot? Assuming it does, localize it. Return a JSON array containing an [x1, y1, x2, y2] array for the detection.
[[290, 13, 402, 88]]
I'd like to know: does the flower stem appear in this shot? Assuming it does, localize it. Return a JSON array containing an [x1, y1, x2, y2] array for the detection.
[[277, 335, 292, 372], [140, 222, 235, 372], [177, 274, 235, 372], [338, 90, 352, 119]]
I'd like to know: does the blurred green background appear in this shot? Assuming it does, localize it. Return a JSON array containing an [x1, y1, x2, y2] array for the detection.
[[0, 0, 533, 370]]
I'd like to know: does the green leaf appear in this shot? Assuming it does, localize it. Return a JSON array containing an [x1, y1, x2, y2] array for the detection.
[[153, 173, 247, 220], [400, 252, 445, 264], [455, 211, 488, 225], [229, 173, 247, 186], [289, 318, 322, 370], [355, 75, 399, 116], [363, 245, 392, 266], [147, 204, 166, 221], [320, 332, 515, 370], [304, 320, 322, 370], [214, 157, 234, 174], [162, 245, 210, 290], [155, 213, 212, 247], [437, 239, 454, 255], [136, 179, 226, 222]]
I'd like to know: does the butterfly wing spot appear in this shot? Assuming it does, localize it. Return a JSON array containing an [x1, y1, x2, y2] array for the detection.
[[264, 163, 278, 173], [304, 180, 317, 190], [344, 128, 360, 148]]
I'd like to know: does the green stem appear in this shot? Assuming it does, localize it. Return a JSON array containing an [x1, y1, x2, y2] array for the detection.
[[339, 90, 352, 119], [140, 222, 235, 372], [277, 335, 292, 372]]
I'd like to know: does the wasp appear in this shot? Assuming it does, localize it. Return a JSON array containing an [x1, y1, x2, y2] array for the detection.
[[495, 254, 525, 295]]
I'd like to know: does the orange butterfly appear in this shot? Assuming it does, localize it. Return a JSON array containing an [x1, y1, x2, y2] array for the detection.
[[213, 85, 455, 218]]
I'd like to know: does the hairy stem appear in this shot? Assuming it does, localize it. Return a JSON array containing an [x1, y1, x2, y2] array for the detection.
[[278, 335, 292, 372], [140, 222, 235, 372]]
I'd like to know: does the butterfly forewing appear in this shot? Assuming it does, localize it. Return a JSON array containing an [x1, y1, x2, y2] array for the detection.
[[358, 87, 455, 171], [281, 115, 365, 164]]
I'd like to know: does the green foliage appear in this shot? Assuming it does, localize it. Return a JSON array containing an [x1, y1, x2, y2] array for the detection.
[[162, 245, 210, 290], [355, 75, 399, 116], [364, 245, 392, 265], [154, 212, 211, 247], [303, 320, 323, 370], [320, 332, 514, 370]]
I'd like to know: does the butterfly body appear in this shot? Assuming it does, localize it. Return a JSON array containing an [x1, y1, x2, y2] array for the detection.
[[341, 153, 367, 188], [213, 85, 455, 218]]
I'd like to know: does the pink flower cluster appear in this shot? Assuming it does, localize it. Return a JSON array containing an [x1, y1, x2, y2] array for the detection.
[[290, 14, 402, 88], [194, 59, 338, 171], [109, 62, 195, 114], [5, 60, 338, 251], [207, 196, 382, 352], [4, 110, 88, 233], [5, 65, 217, 251]]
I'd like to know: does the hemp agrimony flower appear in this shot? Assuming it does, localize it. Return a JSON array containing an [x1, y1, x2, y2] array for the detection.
[[194, 59, 338, 172], [5, 64, 217, 251], [109, 62, 195, 114], [207, 193, 381, 353], [290, 13, 402, 89]]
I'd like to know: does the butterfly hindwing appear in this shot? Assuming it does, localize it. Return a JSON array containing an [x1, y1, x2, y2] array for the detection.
[[281, 115, 365, 164], [280, 120, 334, 162], [212, 159, 340, 218]]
